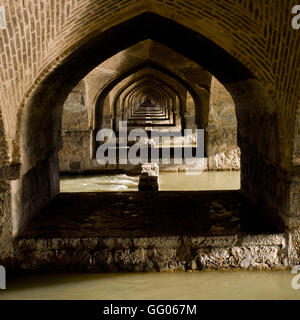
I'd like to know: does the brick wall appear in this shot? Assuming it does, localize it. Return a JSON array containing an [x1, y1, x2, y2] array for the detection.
[[0, 1, 298, 167]]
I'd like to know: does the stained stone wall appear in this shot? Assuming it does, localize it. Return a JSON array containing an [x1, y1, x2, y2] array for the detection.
[[207, 77, 240, 170], [0, 181, 13, 262], [59, 81, 91, 173], [11, 152, 59, 237], [61, 81, 89, 130], [0, 111, 9, 168]]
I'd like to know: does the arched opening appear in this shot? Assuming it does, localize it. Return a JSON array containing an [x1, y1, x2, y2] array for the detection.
[[9, 11, 295, 271], [92, 61, 207, 156]]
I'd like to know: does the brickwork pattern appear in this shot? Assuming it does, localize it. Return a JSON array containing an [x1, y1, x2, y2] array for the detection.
[[0, 0, 299, 166]]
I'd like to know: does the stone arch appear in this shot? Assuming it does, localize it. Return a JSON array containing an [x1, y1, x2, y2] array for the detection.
[[111, 75, 185, 133], [83, 40, 211, 133], [117, 80, 179, 128], [92, 64, 195, 158], [114, 76, 183, 113], [93, 62, 207, 132], [0, 3, 295, 169], [11, 11, 294, 238], [122, 83, 171, 117]]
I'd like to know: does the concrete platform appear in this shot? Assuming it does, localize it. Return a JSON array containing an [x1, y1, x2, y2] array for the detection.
[[15, 191, 289, 272]]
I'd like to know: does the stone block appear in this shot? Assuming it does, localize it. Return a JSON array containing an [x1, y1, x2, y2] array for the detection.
[[138, 163, 159, 191], [0, 164, 20, 181]]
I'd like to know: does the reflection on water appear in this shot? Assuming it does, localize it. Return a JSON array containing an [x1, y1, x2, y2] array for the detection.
[[1, 270, 299, 300], [60, 171, 240, 192], [60, 174, 139, 192]]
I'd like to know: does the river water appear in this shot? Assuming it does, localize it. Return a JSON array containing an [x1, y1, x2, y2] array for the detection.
[[1, 270, 299, 299], [60, 171, 241, 192], [1, 171, 299, 300]]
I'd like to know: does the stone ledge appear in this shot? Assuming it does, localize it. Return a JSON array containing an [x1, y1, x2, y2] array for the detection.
[[16, 234, 286, 251], [14, 233, 288, 272], [11, 191, 290, 271]]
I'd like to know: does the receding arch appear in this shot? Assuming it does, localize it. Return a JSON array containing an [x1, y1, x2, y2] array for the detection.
[[118, 81, 176, 125], [93, 62, 207, 134], [13, 11, 292, 238], [92, 68, 190, 157], [111, 75, 184, 132]]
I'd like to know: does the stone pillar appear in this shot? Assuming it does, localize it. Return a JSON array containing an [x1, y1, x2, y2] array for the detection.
[[184, 112, 194, 129], [0, 164, 20, 264], [102, 114, 112, 129], [138, 163, 159, 191]]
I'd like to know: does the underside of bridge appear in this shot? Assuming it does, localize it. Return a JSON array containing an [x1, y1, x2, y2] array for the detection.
[[0, 1, 299, 272]]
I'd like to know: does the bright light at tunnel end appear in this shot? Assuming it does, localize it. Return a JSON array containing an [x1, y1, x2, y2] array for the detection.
[[96, 121, 205, 165]]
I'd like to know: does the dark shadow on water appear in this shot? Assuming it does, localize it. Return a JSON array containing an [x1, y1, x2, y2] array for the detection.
[[18, 191, 278, 239]]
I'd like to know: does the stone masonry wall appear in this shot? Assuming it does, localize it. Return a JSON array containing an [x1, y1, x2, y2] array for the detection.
[[59, 81, 92, 173], [207, 77, 240, 170], [0, 181, 13, 263]]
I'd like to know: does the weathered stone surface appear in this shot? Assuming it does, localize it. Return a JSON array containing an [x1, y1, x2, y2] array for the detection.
[[207, 77, 240, 170], [138, 176, 159, 192], [0, 164, 20, 181], [0, 181, 13, 264], [14, 234, 288, 272], [139, 163, 159, 191], [141, 163, 159, 176], [288, 229, 300, 267], [11, 153, 59, 238], [4, 191, 290, 272]]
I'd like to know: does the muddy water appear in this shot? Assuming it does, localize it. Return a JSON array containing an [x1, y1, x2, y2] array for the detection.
[[1, 172, 298, 300], [60, 171, 240, 192], [1, 270, 299, 300]]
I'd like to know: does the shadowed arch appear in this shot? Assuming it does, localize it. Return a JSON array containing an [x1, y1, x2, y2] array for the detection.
[[112, 76, 185, 131], [14, 11, 291, 239], [118, 81, 176, 125], [20, 12, 253, 170], [93, 62, 208, 132]]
